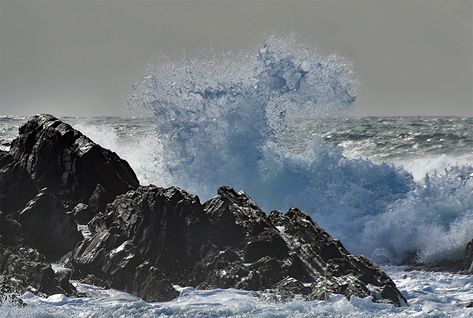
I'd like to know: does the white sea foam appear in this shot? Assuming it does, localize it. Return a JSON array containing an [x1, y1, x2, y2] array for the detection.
[[2, 267, 472, 318]]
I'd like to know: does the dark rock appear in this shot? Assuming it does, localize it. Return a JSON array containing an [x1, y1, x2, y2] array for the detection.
[[0, 213, 77, 299], [252, 257, 284, 287], [1, 170, 78, 300], [276, 277, 311, 298], [0, 151, 38, 215], [19, 191, 83, 261], [71, 185, 207, 301], [137, 268, 179, 302], [1, 115, 408, 306], [401, 250, 420, 266], [244, 232, 289, 263], [0, 114, 141, 303], [0, 245, 77, 298], [402, 239, 473, 273], [0, 212, 23, 247], [268, 208, 407, 306], [71, 185, 407, 306], [465, 239, 473, 272], [72, 203, 93, 225], [8, 114, 139, 215]]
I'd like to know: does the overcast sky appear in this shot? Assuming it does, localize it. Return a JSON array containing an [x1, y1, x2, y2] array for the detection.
[[0, 0, 472, 117]]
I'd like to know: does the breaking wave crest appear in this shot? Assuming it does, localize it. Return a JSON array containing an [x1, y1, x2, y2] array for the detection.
[[124, 38, 473, 264]]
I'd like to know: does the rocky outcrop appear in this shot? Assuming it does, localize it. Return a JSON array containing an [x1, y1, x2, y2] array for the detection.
[[70, 186, 205, 302], [1, 114, 407, 306], [0, 114, 139, 301], [71, 185, 407, 306], [8, 114, 139, 222]]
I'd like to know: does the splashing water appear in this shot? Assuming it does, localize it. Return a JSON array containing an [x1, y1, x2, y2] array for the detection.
[[127, 38, 473, 264], [128, 38, 357, 196]]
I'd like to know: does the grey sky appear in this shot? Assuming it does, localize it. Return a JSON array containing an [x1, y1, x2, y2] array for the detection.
[[0, 0, 472, 117]]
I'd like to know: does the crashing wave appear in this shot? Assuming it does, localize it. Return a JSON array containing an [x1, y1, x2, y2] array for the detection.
[[126, 38, 473, 264]]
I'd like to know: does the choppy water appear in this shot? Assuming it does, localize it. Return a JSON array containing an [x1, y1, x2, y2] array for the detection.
[[1, 267, 472, 317], [1, 38, 472, 317]]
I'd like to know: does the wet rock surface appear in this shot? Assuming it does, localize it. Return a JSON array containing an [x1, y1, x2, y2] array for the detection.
[[19, 191, 83, 260], [0, 114, 138, 300], [0, 212, 77, 299], [71, 185, 407, 306], [465, 239, 473, 273], [0, 151, 38, 215], [8, 114, 139, 219], [1, 114, 407, 306]]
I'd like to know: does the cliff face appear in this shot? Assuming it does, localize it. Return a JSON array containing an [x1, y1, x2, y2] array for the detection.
[[1, 114, 407, 306]]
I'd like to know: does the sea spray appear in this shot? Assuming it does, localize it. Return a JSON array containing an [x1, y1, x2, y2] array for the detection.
[[128, 37, 358, 195], [126, 38, 473, 264]]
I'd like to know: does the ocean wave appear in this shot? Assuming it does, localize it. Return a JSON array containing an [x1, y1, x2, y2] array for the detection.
[[124, 38, 473, 264]]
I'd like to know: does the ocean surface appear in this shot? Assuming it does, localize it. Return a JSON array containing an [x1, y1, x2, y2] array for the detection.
[[1, 40, 472, 316]]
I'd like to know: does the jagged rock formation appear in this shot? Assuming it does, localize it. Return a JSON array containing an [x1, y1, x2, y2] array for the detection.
[[71, 185, 407, 306], [1, 114, 407, 306], [0, 114, 139, 300], [8, 114, 139, 222]]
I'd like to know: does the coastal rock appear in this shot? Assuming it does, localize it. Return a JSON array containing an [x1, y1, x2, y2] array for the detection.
[[0, 114, 139, 301], [8, 114, 139, 219], [465, 239, 473, 272], [71, 185, 205, 302], [268, 208, 406, 305], [71, 185, 407, 306], [19, 191, 83, 260], [1, 114, 407, 306], [0, 151, 38, 215], [72, 203, 93, 225], [0, 212, 77, 299]]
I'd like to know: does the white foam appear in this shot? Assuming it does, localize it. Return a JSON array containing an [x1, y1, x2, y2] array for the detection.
[[2, 267, 472, 317]]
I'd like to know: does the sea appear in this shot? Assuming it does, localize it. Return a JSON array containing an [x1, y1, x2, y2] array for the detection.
[[1, 39, 472, 317]]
